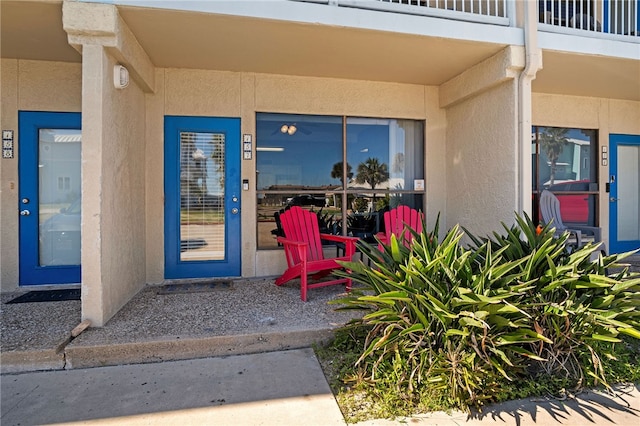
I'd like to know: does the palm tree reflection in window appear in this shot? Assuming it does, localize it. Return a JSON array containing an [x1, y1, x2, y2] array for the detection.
[[355, 157, 389, 204], [540, 127, 569, 186]]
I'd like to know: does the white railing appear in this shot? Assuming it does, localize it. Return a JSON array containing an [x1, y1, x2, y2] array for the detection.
[[300, 0, 511, 25], [369, 0, 508, 18], [539, 0, 639, 37], [298, 0, 638, 38]]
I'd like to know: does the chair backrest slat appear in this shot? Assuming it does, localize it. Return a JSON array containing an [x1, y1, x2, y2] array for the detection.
[[540, 190, 566, 231], [280, 206, 325, 261], [383, 205, 423, 246]]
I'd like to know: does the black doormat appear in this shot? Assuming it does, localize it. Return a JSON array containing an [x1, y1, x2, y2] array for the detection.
[[157, 280, 233, 295], [6, 288, 81, 304]]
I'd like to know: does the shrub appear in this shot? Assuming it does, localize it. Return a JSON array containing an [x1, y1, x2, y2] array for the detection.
[[466, 214, 640, 387], [332, 213, 640, 411]]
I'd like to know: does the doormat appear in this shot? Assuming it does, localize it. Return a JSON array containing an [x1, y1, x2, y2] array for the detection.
[[157, 280, 233, 295], [5, 289, 81, 304]]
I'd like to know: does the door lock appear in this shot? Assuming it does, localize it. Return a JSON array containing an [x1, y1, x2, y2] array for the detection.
[[231, 208, 239, 215], [20, 209, 30, 216]]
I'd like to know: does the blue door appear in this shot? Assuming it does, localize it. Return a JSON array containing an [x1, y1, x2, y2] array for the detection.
[[164, 116, 241, 279], [19, 111, 82, 285], [609, 134, 640, 254]]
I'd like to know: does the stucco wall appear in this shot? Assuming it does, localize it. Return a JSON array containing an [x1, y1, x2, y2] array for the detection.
[[145, 70, 442, 280], [0, 59, 82, 292], [81, 46, 146, 326], [532, 93, 640, 246], [446, 80, 519, 237]]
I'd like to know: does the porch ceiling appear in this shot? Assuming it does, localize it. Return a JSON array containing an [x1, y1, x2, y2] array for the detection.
[[114, 5, 502, 87], [534, 50, 640, 102], [2, 1, 638, 102]]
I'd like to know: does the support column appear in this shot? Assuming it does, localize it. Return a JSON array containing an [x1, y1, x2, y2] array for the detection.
[[63, 1, 155, 326]]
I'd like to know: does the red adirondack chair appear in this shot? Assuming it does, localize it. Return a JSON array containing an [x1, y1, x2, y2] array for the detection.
[[275, 206, 359, 301], [375, 205, 423, 247]]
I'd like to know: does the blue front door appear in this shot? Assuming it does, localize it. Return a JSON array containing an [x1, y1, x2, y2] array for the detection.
[[164, 116, 241, 279], [609, 134, 640, 254], [18, 111, 82, 285]]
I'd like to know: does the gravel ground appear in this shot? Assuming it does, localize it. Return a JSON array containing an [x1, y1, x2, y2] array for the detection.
[[1, 277, 364, 355]]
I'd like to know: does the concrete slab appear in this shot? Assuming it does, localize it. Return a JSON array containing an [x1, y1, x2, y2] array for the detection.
[[0, 348, 345, 426], [0, 293, 80, 373], [64, 329, 336, 369]]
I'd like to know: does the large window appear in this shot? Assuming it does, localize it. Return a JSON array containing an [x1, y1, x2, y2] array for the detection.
[[257, 113, 425, 249], [531, 126, 598, 226]]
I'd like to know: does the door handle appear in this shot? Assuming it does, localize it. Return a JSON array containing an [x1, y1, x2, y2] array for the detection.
[[20, 209, 30, 216], [610, 197, 619, 202], [231, 207, 239, 215]]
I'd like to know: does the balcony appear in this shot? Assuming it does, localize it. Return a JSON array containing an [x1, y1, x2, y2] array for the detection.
[[538, 0, 639, 39], [305, 0, 638, 39]]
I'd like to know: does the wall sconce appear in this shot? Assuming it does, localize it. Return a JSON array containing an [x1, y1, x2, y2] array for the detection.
[[113, 64, 130, 89], [280, 124, 297, 135]]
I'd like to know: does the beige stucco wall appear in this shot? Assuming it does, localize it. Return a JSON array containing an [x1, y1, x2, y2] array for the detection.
[[0, 59, 82, 292], [532, 93, 640, 247], [145, 70, 443, 280], [80, 45, 146, 326], [445, 80, 519, 237]]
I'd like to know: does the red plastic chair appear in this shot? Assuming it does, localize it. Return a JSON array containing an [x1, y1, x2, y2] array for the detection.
[[375, 206, 423, 247], [275, 206, 359, 301]]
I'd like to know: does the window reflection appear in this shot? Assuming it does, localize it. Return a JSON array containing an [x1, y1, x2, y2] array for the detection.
[[256, 113, 342, 191], [257, 113, 425, 249], [38, 129, 81, 266], [532, 127, 597, 226]]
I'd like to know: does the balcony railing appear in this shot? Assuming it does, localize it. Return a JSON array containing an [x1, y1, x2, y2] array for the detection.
[[364, 0, 509, 18], [301, 0, 511, 25], [539, 1, 638, 38], [300, 0, 638, 39]]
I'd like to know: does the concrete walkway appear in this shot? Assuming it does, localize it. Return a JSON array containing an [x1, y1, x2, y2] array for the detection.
[[2, 350, 639, 426], [1, 348, 345, 426]]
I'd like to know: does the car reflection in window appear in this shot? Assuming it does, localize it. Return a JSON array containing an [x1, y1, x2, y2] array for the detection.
[[39, 199, 81, 266]]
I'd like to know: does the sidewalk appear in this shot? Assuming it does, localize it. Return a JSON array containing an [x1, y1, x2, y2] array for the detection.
[[2, 349, 639, 426], [1, 348, 346, 426]]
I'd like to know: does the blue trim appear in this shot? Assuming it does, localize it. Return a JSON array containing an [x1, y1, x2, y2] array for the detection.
[[164, 116, 241, 279], [609, 134, 640, 254], [18, 111, 82, 285]]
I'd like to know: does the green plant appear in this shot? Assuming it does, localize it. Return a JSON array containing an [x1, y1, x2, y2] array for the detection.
[[330, 212, 640, 412], [316, 208, 341, 234], [466, 214, 640, 388], [333, 217, 540, 409]]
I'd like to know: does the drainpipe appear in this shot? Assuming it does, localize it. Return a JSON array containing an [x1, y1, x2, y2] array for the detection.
[[517, 0, 542, 214]]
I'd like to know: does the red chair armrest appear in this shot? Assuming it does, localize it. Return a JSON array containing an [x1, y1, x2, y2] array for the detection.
[[319, 234, 359, 257], [276, 236, 308, 248]]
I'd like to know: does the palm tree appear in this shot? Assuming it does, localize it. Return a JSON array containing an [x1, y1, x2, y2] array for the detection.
[[355, 157, 389, 204], [540, 127, 569, 186], [330, 162, 353, 187]]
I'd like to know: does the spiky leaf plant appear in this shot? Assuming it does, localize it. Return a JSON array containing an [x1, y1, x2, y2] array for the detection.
[[333, 217, 548, 409], [332, 212, 640, 411], [466, 213, 640, 388]]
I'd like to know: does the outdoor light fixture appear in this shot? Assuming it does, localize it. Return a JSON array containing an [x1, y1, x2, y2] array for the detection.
[[280, 124, 297, 135], [113, 64, 129, 89]]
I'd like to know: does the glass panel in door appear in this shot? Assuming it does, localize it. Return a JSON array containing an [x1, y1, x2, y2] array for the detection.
[[179, 131, 225, 261], [38, 129, 82, 266]]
